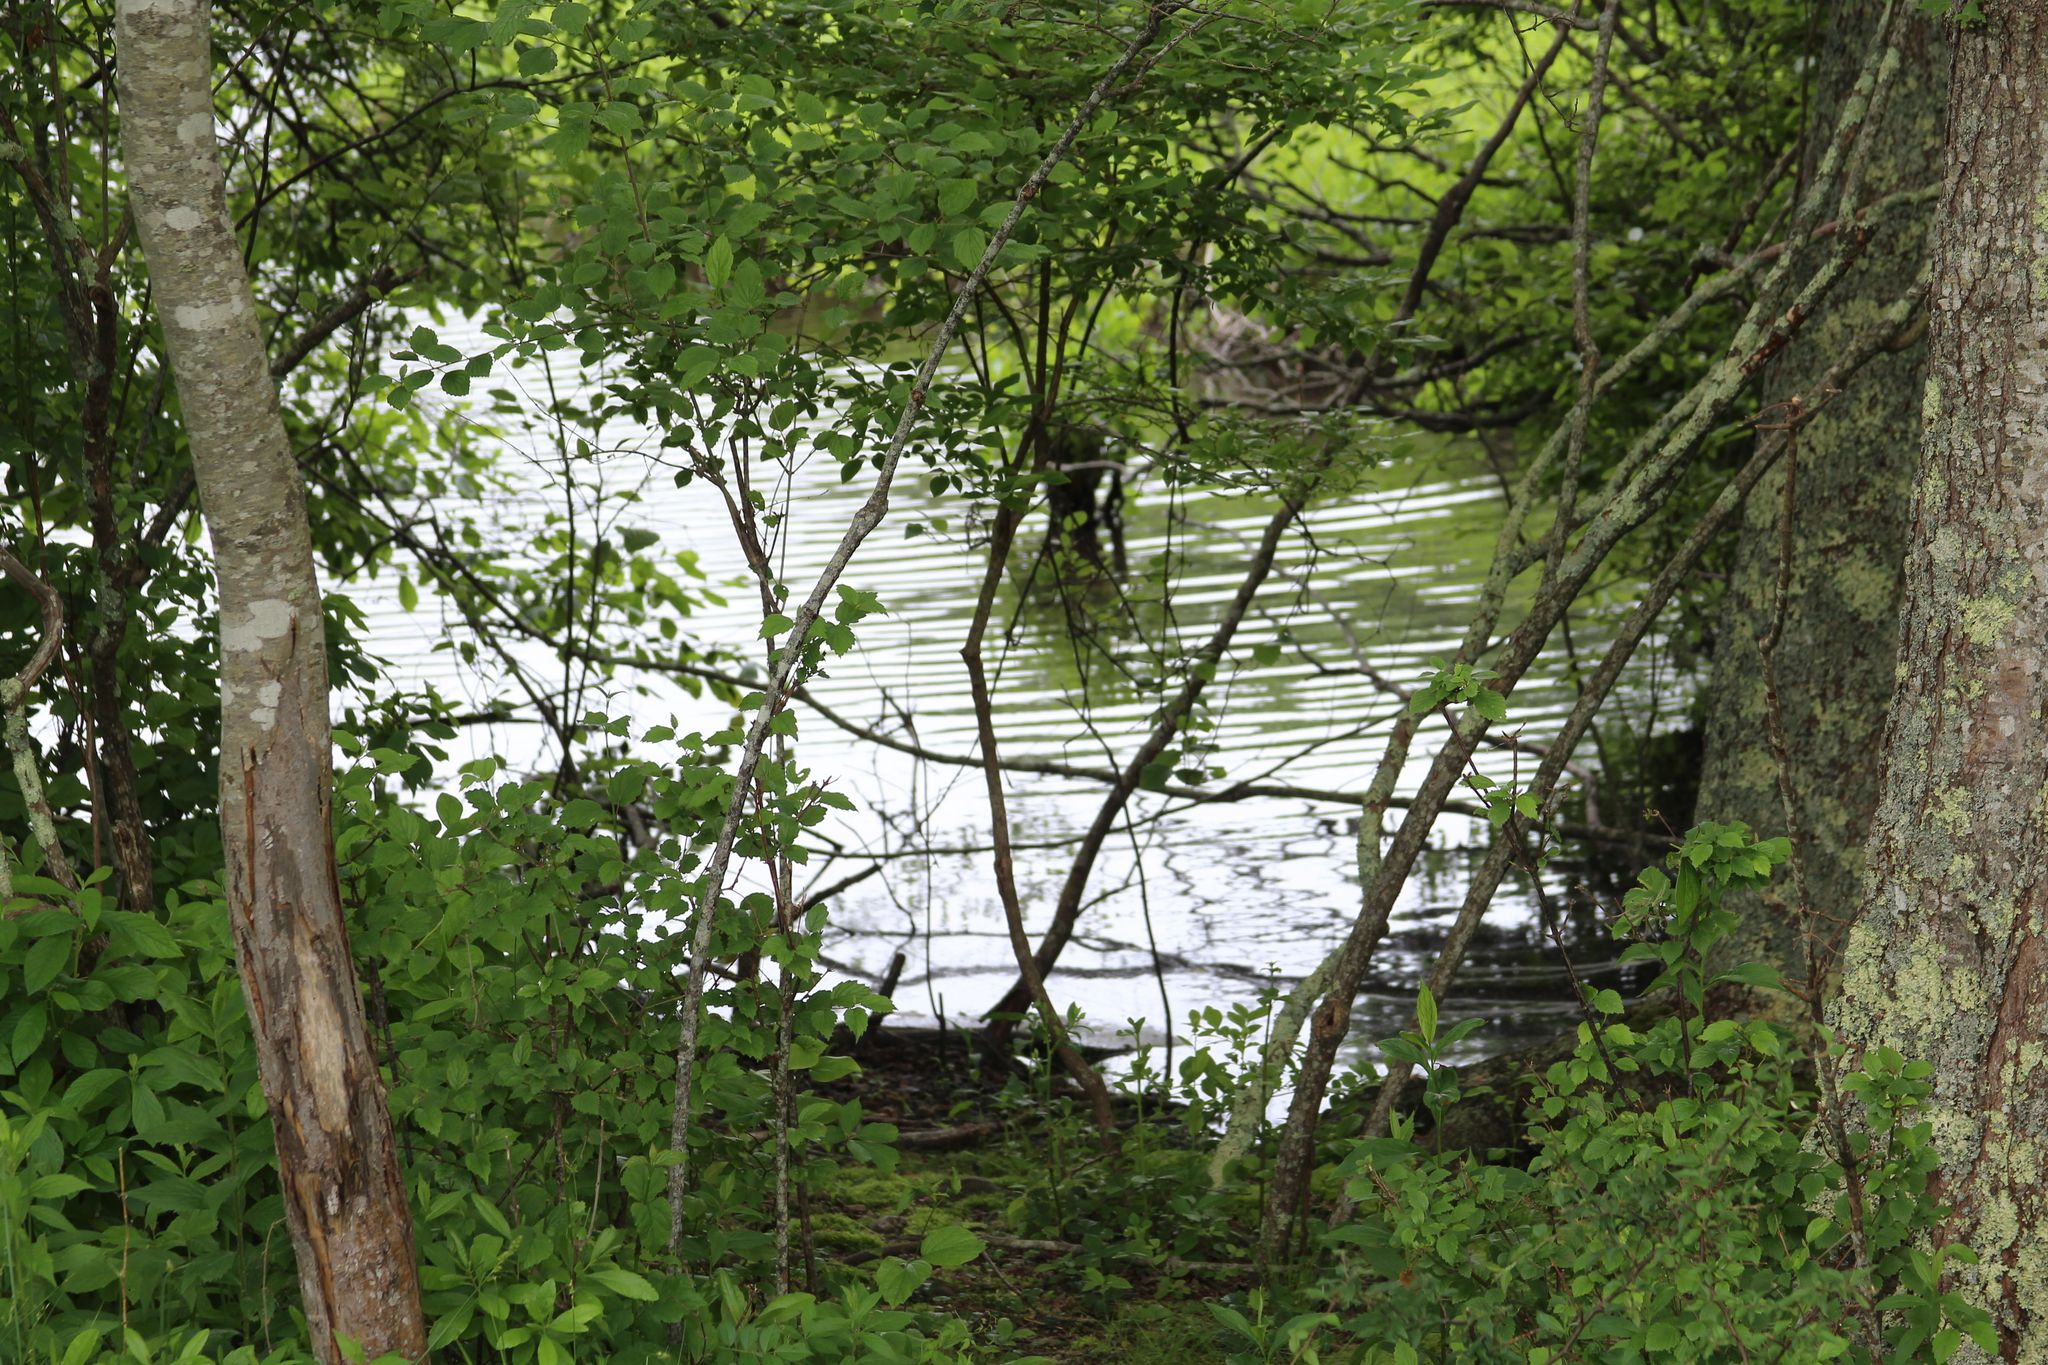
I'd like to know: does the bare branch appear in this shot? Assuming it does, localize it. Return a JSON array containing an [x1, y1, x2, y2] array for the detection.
[[1422, 0, 1598, 30], [664, 2, 1200, 1247], [0, 549, 80, 893]]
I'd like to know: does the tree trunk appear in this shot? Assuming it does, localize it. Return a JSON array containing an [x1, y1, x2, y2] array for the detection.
[[1694, 1, 1946, 986], [114, 3, 429, 1360], [1829, 8, 2048, 1359]]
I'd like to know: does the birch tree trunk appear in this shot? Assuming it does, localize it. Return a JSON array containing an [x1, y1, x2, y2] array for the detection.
[[1829, 7, 2048, 1359], [114, 2, 429, 1359]]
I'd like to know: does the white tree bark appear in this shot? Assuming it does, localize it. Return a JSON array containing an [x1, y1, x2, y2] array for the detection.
[[115, 2, 428, 1359]]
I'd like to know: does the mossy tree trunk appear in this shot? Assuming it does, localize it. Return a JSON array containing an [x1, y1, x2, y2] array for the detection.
[[1829, 7, 2048, 1358], [115, 1, 429, 1359], [1694, 1, 1946, 985]]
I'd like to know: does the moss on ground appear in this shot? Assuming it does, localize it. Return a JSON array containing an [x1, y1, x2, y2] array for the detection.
[[1064, 1302, 1233, 1364]]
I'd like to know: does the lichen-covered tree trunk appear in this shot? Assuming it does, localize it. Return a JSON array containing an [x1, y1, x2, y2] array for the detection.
[[1829, 7, 2048, 1358], [1695, 1, 1946, 984], [114, 1, 428, 1360]]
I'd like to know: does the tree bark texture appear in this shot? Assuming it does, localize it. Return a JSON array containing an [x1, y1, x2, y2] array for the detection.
[[1695, 1, 1946, 984], [114, 2, 429, 1360], [1829, 7, 2048, 1359]]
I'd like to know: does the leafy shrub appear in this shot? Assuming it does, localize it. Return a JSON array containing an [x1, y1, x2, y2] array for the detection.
[[4, 793, 1990, 1365], [1306, 823, 1994, 1364], [1, 732, 979, 1365]]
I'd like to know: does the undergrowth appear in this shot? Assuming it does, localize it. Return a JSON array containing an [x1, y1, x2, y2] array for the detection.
[[1, 799, 1989, 1363]]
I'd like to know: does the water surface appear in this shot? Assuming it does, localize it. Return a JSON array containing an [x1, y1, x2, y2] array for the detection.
[[341, 333, 1686, 1069]]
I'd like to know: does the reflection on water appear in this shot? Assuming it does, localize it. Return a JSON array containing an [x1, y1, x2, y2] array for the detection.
[[339, 332, 1686, 1069]]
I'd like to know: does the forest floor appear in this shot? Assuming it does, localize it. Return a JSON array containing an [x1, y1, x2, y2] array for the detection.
[[807, 1024, 1251, 1364], [803, 982, 1750, 1362]]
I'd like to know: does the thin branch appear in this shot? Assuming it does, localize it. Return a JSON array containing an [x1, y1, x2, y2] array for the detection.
[[664, 3, 1197, 1250], [0, 549, 81, 893], [269, 265, 422, 379], [1422, 0, 1599, 30]]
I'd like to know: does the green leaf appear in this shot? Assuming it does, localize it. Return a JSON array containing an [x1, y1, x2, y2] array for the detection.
[[23, 932, 70, 993], [103, 910, 180, 959], [760, 613, 794, 638], [1208, 1303, 1256, 1344], [1379, 1035, 1427, 1066], [705, 236, 734, 289], [758, 1292, 815, 1326], [950, 226, 989, 271], [10, 1003, 46, 1063], [1415, 984, 1438, 1045], [938, 180, 977, 216], [834, 585, 884, 622], [406, 325, 461, 364], [517, 44, 558, 75], [1712, 961, 1783, 990], [548, 1302, 602, 1334], [421, 15, 488, 49], [875, 1256, 931, 1305], [62, 1328, 105, 1365], [427, 1306, 476, 1352], [130, 1077, 166, 1135], [30, 1172, 89, 1200], [729, 260, 765, 307], [64, 1068, 126, 1111], [488, 0, 537, 46], [919, 1224, 983, 1268], [470, 1191, 514, 1238]]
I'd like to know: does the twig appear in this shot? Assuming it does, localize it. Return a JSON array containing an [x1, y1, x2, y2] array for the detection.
[[1549, 0, 1622, 588], [1421, 0, 1599, 29]]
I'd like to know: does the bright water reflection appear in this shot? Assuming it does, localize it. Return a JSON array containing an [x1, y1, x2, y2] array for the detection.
[[339, 334, 1687, 1068]]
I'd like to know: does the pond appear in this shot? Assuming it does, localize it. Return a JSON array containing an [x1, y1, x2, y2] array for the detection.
[[339, 329, 1690, 1072]]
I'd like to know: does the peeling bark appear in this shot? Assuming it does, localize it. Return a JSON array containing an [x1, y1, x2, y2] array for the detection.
[[1697, 1, 1946, 985], [114, 2, 428, 1360], [1829, 8, 2048, 1359]]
